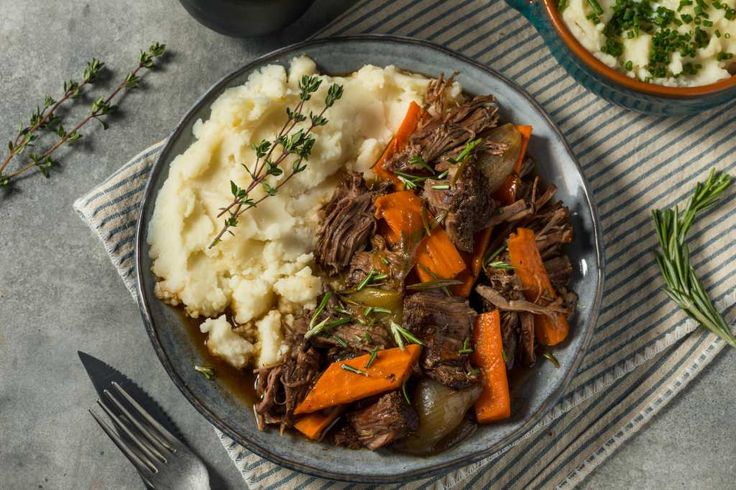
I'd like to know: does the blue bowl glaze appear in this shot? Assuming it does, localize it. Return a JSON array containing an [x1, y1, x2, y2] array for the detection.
[[506, 0, 736, 115]]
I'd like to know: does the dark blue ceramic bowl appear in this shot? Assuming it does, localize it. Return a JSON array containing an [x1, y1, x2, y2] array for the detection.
[[506, 0, 736, 115], [136, 35, 604, 482]]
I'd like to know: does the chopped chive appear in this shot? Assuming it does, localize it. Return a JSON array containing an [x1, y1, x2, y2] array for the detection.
[[587, 0, 604, 16], [365, 347, 379, 368], [624, 60, 634, 71], [558, 0, 569, 12], [341, 364, 369, 376]]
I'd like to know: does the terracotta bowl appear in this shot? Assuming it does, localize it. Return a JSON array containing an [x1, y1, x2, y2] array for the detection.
[[507, 0, 736, 114]]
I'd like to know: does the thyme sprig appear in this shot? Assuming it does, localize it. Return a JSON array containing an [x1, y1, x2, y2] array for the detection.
[[209, 77, 343, 248], [0, 43, 166, 188], [652, 168, 735, 348]]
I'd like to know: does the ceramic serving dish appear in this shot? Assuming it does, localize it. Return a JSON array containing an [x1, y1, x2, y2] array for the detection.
[[135, 35, 604, 483], [507, 0, 736, 115]]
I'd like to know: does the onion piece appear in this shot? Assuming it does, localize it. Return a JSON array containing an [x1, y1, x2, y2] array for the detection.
[[396, 379, 481, 455], [477, 123, 521, 193]]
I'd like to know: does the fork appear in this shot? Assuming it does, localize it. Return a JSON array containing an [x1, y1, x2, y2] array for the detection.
[[89, 381, 210, 490]]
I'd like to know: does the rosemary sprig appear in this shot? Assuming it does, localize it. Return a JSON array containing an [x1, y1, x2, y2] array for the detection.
[[401, 379, 411, 404], [406, 279, 464, 291], [309, 292, 332, 329], [0, 43, 166, 188], [355, 269, 387, 291], [341, 364, 369, 376], [487, 261, 514, 270], [541, 351, 560, 368], [364, 347, 379, 368], [305, 316, 351, 339], [209, 77, 343, 247], [652, 168, 735, 348], [458, 337, 474, 355], [194, 365, 215, 379], [390, 321, 424, 350]]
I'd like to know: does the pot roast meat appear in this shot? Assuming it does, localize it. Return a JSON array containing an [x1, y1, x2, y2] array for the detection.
[[255, 338, 322, 429], [403, 292, 479, 389], [500, 311, 519, 370], [544, 255, 573, 289], [426, 162, 496, 253], [518, 312, 536, 366], [347, 391, 419, 450], [310, 322, 392, 353], [329, 420, 363, 449], [315, 173, 379, 275], [345, 235, 409, 289]]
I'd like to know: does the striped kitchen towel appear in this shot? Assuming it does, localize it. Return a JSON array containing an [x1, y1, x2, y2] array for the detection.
[[74, 0, 736, 488]]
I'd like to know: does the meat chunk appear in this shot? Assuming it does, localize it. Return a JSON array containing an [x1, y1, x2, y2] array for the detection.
[[254, 338, 322, 430], [345, 235, 410, 289], [436, 162, 496, 252], [347, 391, 418, 449], [310, 322, 392, 353], [403, 292, 479, 389], [329, 420, 363, 449], [315, 173, 379, 275]]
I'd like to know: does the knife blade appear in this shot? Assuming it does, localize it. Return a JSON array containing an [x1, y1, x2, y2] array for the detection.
[[78, 351, 182, 440]]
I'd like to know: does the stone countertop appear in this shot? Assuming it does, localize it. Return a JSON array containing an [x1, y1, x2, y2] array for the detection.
[[0, 0, 733, 488]]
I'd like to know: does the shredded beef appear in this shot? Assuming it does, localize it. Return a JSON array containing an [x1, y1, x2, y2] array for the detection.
[[310, 322, 391, 353], [315, 173, 380, 275], [329, 420, 363, 449], [403, 292, 479, 389], [347, 391, 418, 449], [345, 235, 409, 289]]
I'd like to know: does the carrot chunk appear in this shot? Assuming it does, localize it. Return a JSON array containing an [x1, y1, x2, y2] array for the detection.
[[374, 101, 422, 184], [473, 310, 511, 423], [452, 226, 494, 297], [294, 345, 422, 415], [415, 227, 467, 282], [374, 190, 425, 245], [293, 407, 342, 440], [507, 227, 569, 346]]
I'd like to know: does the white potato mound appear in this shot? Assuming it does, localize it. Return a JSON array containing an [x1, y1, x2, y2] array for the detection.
[[148, 56, 434, 368]]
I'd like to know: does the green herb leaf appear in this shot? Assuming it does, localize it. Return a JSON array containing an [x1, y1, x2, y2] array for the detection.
[[194, 365, 215, 379], [341, 364, 369, 376]]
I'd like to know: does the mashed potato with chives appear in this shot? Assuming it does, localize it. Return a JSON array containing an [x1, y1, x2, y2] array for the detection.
[[562, 0, 736, 86], [148, 56, 439, 368]]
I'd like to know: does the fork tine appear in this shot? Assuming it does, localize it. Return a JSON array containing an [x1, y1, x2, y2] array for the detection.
[[112, 382, 178, 447], [89, 408, 156, 475], [103, 387, 173, 455], [97, 398, 168, 465]]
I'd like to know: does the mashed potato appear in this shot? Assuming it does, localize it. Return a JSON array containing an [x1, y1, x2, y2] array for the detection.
[[562, 0, 736, 86], [148, 57, 435, 368]]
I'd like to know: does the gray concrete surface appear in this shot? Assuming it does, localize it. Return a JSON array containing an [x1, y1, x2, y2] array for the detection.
[[0, 1, 733, 489]]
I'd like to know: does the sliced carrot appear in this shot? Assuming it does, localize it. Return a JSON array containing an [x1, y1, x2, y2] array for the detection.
[[507, 227, 569, 346], [374, 190, 425, 245], [492, 125, 532, 205], [452, 226, 494, 297], [293, 407, 342, 440], [294, 345, 422, 415], [374, 101, 422, 185], [473, 310, 511, 423], [415, 227, 467, 282]]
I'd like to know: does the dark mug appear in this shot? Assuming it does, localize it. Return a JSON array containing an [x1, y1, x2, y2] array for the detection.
[[178, 0, 317, 37]]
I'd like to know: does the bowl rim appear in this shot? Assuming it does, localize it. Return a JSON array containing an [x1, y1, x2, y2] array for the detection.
[[135, 33, 605, 483], [543, 0, 736, 97]]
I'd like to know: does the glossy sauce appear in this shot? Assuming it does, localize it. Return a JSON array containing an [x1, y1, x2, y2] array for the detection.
[[180, 312, 259, 405]]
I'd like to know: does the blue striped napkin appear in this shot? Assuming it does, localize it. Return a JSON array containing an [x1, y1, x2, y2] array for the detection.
[[74, 0, 736, 487]]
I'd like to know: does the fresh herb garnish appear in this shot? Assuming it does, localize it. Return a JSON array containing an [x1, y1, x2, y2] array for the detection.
[[390, 321, 424, 351], [458, 337, 474, 355], [587, 0, 604, 16], [194, 365, 215, 379], [333, 335, 348, 348], [541, 351, 561, 368], [487, 261, 514, 270], [356, 269, 387, 291], [0, 43, 166, 190], [406, 279, 464, 291], [401, 379, 411, 404], [652, 169, 736, 348], [408, 154, 435, 173], [431, 184, 450, 190], [448, 138, 482, 164], [305, 316, 352, 339], [309, 292, 332, 330], [209, 77, 343, 247], [365, 347, 379, 368], [341, 364, 369, 376]]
